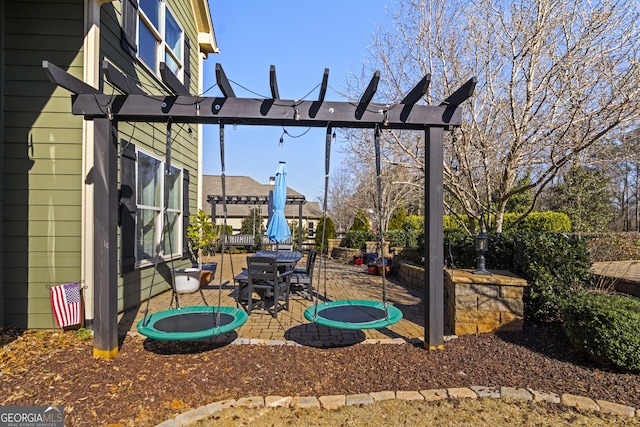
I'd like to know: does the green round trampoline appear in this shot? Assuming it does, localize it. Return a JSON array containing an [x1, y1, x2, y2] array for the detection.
[[304, 300, 403, 330], [137, 306, 248, 341]]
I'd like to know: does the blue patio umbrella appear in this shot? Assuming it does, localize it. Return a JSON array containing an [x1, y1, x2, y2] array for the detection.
[[266, 162, 291, 243]]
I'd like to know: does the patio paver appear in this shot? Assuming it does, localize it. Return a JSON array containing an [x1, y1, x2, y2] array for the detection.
[[118, 252, 425, 346]]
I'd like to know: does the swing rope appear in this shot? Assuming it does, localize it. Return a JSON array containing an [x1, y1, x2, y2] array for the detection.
[[308, 125, 394, 327], [311, 125, 333, 319], [374, 125, 389, 320]]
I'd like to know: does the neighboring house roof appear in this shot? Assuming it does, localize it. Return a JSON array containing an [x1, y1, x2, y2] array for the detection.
[[202, 175, 323, 220]]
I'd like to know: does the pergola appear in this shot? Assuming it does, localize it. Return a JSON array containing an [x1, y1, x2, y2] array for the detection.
[[43, 60, 475, 358], [206, 194, 307, 249]]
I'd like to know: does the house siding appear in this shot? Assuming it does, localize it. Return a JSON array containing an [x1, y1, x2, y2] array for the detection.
[[1, 0, 204, 328], [101, 1, 200, 313], [2, 0, 85, 328]]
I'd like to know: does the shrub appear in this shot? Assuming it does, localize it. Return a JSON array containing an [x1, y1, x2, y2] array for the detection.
[[512, 232, 593, 321], [384, 230, 407, 247], [443, 215, 471, 233], [345, 230, 375, 249], [403, 215, 424, 248], [388, 205, 407, 230], [350, 208, 371, 232], [503, 211, 571, 232], [443, 231, 594, 321], [315, 216, 336, 254], [563, 293, 640, 372]]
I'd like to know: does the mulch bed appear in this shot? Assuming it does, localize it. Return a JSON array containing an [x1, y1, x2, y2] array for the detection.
[[1, 322, 639, 426]]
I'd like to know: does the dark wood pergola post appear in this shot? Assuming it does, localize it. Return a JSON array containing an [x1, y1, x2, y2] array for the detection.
[[424, 127, 445, 350], [92, 118, 119, 358], [43, 60, 474, 357]]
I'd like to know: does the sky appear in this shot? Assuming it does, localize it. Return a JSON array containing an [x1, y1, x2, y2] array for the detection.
[[202, 1, 395, 201]]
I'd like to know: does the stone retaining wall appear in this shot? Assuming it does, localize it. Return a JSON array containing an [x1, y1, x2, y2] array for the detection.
[[398, 262, 528, 335]]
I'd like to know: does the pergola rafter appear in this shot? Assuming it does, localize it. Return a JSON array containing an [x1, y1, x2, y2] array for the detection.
[[42, 60, 475, 358]]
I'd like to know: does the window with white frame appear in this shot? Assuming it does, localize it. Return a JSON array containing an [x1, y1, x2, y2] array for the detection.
[[136, 149, 183, 263], [137, 0, 184, 80]]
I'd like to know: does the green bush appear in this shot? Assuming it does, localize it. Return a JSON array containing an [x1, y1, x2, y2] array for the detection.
[[389, 206, 407, 230], [443, 215, 471, 233], [315, 216, 336, 254], [503, 211, 571, 232], [350, 208, 371, 232], [384, 230, 407, 247], [345, 230, 375, 249], [443, 231, 594, 321], [563, 293, 640, 372], [402, 215, 424, 248], [512, 232, 593, 321]]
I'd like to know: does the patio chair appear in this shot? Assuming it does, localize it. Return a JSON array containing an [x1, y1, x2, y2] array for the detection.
[[289, 248, 317, 300], [245, 256, 293, 317], [275, 243, 293, 251]]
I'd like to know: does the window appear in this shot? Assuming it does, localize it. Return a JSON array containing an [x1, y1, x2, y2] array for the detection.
[[137, 0, 184, 79], [136, 149, 183, 263]]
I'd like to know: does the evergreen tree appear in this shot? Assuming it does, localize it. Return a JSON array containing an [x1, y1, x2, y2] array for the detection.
[[388, 205, 407, 230], [350, 208, 371, 231], [315, 215, 336, 254], [239, 208, 265, 249], [550, 165, 615, 232]]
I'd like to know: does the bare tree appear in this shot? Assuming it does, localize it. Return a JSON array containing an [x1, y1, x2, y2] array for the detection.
[[340, 128, 422, 232], [327, 164, 358, 233], [343, 0, 640, 232], [587, 129, 640, 231]]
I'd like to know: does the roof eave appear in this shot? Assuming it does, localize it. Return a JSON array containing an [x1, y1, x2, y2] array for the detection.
[[191, 0, 220, 55]]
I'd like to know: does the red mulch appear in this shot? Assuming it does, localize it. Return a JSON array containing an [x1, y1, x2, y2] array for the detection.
[[1, 322, 638, 426]]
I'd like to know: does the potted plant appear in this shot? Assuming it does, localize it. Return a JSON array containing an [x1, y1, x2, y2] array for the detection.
[[186, 209, 218, 286]]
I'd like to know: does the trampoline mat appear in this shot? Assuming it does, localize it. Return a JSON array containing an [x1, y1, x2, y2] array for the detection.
[[154, 312, 235, 333], [316, 305, 386, 323], [305, 300, 403, 330], [137, 306, 248, 340]]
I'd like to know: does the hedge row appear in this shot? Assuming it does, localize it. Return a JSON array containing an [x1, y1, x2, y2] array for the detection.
[[563, 292, 640, 372], [444, 231, 594, 322]]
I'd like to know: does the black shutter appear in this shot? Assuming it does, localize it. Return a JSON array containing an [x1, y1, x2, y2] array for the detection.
[[121, 0, 139, 57], [182, 169, 190, 260], [183, 37, 191, 93], [120, 142, 137, 273]]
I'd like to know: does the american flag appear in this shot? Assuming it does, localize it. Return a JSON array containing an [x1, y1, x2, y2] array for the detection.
[[50, 282, 82, 328]]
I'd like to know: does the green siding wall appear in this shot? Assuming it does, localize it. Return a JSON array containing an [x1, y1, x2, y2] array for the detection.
[[1, 0, 204, 328], [2, 0, 85, 328], [101, 2, 201, 313]]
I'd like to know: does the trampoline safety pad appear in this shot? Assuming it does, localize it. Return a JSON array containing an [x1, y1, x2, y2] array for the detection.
[[304, 299, 403, 330], [137, 306, 248, 341]]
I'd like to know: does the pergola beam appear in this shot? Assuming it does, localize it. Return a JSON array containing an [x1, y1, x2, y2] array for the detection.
[[440, 77, 477, 107], [402, 74, 431, 106], [356, 71, 380, 119], [318, 68, 329, 103], [68, 94, 462, 129], [269, 65, 279, 99], [42, 61, 101, 95], [215, 63, 235, 98], [207, 195, 306, 205], [160, 62, 189, 95], [103, 61, 146, 95]]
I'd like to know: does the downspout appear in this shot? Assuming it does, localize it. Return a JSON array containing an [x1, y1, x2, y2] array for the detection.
[[196, 51, 206, 211], [82, 0, 106, 325]]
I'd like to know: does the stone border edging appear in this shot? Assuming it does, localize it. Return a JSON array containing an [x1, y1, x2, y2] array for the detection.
[[155, 385, 639, 426], [145, 338, 639, 426]]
